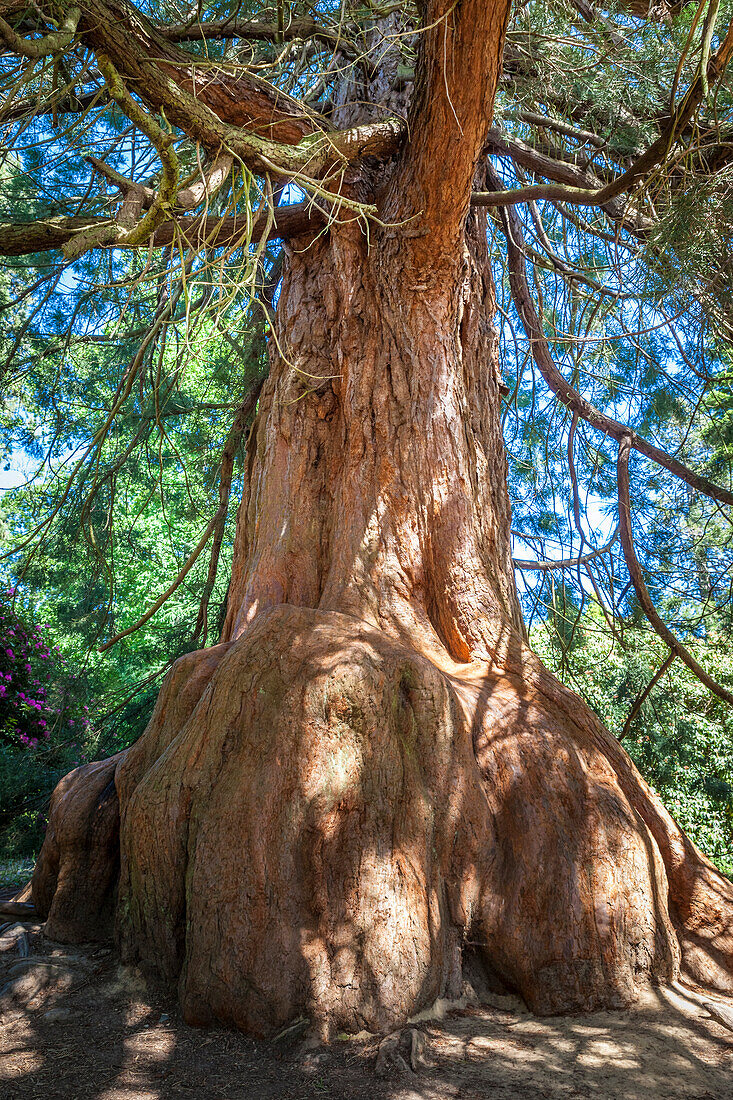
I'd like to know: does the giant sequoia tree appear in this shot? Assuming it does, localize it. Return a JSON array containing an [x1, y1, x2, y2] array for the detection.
[[2, 0, 733, 1036]]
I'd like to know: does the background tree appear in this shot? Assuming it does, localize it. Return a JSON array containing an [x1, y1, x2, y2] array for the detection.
[[1, 0, 733, 1036]]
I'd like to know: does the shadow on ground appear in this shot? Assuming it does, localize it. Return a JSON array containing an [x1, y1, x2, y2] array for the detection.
[[1, 891, 732, 1100]]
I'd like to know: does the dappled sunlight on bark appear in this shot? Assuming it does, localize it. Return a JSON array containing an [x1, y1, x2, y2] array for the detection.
[[27, 172, 733, 1039]]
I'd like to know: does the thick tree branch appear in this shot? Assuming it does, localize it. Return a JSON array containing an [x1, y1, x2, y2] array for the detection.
[[88, 151, 234, 214], [159, 16, 344, 49], [383, 0, 511, 259], [0, 202, 327, 256], [76, 0, 321, 146], [80, 26, 401, 180], [482, 132, 647, 237], [0, 5, 80, 57], [0, 0, 399, 181], [177, 153, 233, 211], [599, 0, 694, 20]]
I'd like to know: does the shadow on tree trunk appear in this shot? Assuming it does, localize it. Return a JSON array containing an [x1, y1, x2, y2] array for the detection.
[[30, 602, 733, 1037]]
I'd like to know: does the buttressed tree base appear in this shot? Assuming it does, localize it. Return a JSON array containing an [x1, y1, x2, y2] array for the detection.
[[5, 0, 731, 1037]]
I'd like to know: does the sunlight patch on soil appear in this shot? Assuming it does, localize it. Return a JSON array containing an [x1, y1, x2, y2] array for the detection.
[[1, 893, 732, 1100]]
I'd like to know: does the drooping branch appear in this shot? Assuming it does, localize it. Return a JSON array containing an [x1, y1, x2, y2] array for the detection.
[[619, 648, 675, 741], [97, 511, 222, 652], [490, 164, 733, 511], [617, 436, 733, 708], [192, 378, 265, 647]]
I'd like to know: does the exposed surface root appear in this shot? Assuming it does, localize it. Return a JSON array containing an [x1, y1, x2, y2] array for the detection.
[[32, 753, 124, 942], [30, 607, 733, 1033]]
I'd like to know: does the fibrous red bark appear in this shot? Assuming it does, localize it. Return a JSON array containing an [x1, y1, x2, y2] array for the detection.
[[27, 0, 733, 1038], [32, 753, 122, 943], [31, 196, 733, 1032]]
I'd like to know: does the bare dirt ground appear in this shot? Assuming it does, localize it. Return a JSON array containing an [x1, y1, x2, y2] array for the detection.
[[2, 887, 732, 1100]]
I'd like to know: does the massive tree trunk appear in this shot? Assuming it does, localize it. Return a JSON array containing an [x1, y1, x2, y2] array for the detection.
[[29, 0, 733, 1039]]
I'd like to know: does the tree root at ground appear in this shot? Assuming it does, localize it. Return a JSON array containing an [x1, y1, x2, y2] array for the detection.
[[30, 607, 733, 1037]]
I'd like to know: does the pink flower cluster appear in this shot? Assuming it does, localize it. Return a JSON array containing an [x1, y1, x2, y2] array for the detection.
[[0, 592, 88, 751]]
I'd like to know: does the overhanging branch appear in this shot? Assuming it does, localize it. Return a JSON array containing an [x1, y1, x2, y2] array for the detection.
[[617, 436, 733, 708], [0, 202, 328, 256], [490, 164, 733, 511]]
